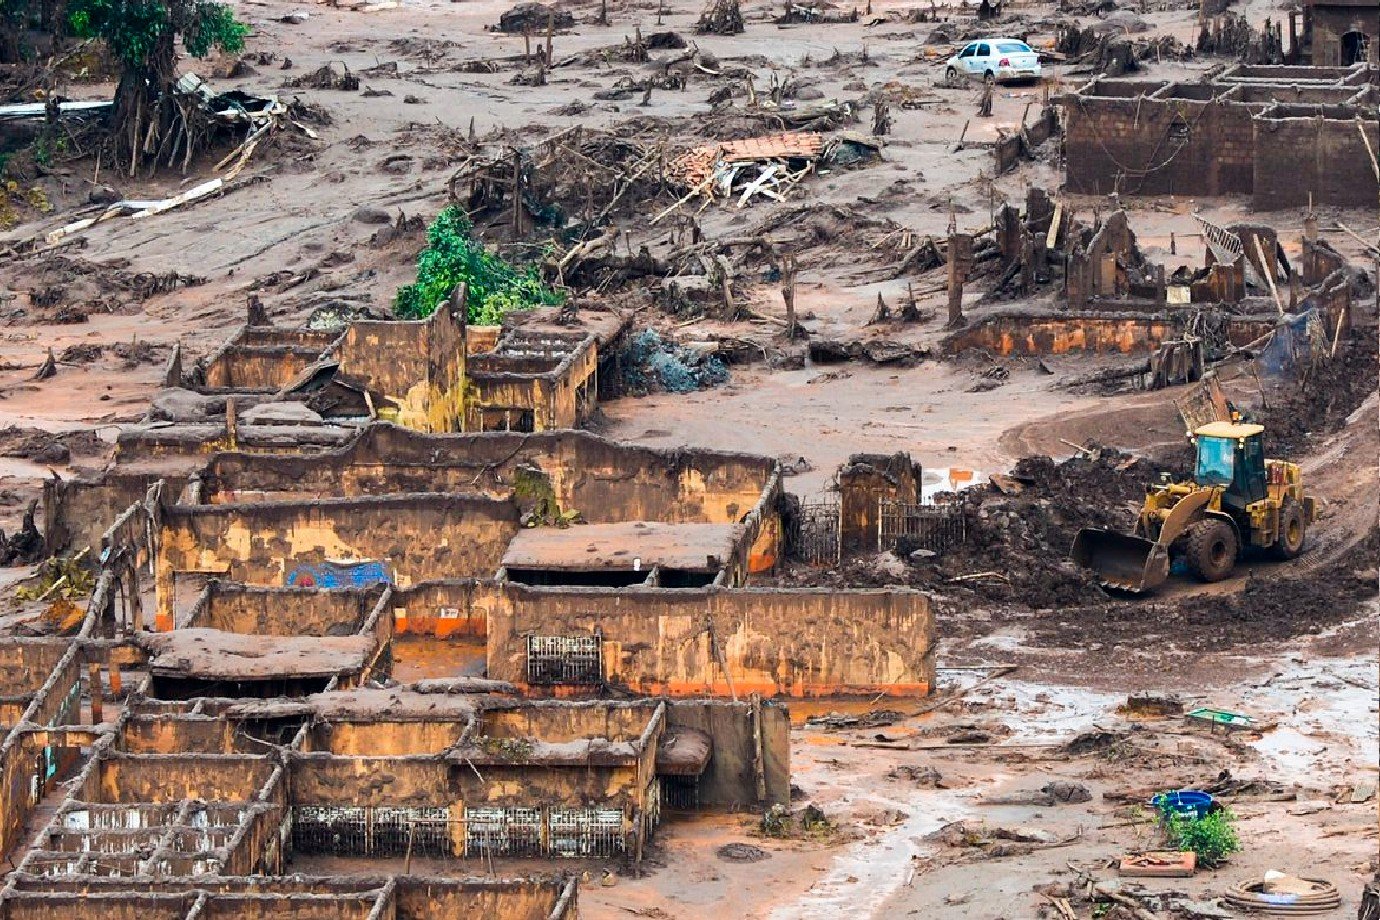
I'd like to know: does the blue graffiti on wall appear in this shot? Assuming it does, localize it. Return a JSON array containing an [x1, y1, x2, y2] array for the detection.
[[286, 560, 392, 589]]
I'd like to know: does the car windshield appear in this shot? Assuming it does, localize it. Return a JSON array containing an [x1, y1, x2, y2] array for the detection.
[[1195, 436, 1235, 486], [996, 41, 1031, 53]]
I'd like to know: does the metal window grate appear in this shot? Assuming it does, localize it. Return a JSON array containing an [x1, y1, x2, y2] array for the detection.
[[526, 635, 602, 685], [879, 500, 966, 555], [290, 805, 451, 858], [548, 807, 625, 858], [464, 807, 543, 857]]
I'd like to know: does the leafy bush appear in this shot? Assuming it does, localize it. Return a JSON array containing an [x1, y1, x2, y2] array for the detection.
[[1162, 808, 1240, 868], [395, 207, 562, 324]]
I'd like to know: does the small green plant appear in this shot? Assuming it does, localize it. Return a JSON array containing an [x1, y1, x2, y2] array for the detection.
[[395, 207, 562, 324], [1162, 808, 1240, 868]]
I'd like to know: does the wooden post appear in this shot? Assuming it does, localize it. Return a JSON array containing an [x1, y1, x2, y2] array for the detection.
[[88, 663, 103, 724], [224, 397, 237, 451], [751, 693, 767, 805], [946, 232, 974, 328], [511, 149, 524, 236], [781, 252, 797, 339], [109, 662, 122, 696], [545, 11, 555, 67]]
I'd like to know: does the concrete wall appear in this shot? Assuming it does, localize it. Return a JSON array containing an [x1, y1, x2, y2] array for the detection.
[[485, 585, 935, 698], [201, 427, 779, 528], [946, 313, 1172, 355], [666, 699, 790, 807], [202, 346, 325, 391], [331, 295, 468, 433], [184, 583, 385, 636], [154, 495, 518, 628]]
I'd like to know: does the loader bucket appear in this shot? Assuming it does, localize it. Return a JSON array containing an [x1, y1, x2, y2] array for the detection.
[[1071, 529, 1170, 593]]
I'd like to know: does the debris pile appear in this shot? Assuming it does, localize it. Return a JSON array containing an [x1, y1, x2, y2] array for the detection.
[[697, 0, 745, 35], [620, 329, 729, 394]]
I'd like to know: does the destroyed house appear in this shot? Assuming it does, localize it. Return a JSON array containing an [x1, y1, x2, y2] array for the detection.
[[1060, 65, 1379, 208], [9, 690, 785, 878], [165, 293, 628, 439], [0, 876, 578, 920], [1300, 0, 1379, 65], [51, 421, 934, 699]]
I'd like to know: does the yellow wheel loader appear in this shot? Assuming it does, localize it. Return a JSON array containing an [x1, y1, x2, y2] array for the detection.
[[1071, 422, 1314, 592]]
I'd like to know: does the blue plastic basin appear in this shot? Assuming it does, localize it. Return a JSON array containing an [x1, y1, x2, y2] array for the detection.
[[1151, 790, 1215, 820]]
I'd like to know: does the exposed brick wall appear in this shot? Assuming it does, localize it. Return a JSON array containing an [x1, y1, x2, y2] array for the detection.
[[1253, 113, 1380, 208], [1063, 95, 1254, 196], [1311, 7, 1379, 65]]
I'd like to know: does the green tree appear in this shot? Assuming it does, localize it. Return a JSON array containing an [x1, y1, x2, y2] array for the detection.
[[67, 0, 247, 174], [396, 207, 563, 325]]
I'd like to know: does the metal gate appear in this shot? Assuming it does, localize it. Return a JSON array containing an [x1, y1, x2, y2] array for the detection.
[[526, 635, 602, 685], [878, 500, 966, 555], [796, 496, 840, 566]]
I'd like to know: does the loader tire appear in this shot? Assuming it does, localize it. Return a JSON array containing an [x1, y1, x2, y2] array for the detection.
[[1271, 499, 1306, 560], [1185, 518, 1237, 582]]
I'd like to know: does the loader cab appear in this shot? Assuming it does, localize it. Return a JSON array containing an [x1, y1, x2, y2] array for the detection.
[[1192, 422, 1267, 506]]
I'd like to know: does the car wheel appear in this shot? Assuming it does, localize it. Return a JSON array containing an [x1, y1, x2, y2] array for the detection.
[[945, 66, 958, 80]]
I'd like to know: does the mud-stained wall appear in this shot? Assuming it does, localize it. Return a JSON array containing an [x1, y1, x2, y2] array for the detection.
[[202, 346, 326, 390], [1, 878, 575, 920], [43, 472, 181, 559], [0, 641, 83, 863], [91, 754, 276, 804], [469, 337, 598, 432], [119, 717, 250, 755], [1062, 81, 1379, 208], [485, 585, 935, 699], [666, 700, 790, 806], [154, 495, 518, 628], [839, 454, 922, 556], [394, 880, 574, 920], [1252, 110, 1380, 209], [332, 297, 468, 433], [1311, 6, 1379, 65], [304, 721, 470, 755], [1062, 92, 1255, 197], [186, 583, 384, 636], [201, 427, 779, 528], [945, 313, 1172, 355]]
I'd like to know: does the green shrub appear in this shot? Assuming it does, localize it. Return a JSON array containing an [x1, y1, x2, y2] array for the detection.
[[395, 207, 562, 324], [1162, 808, 1240, 869]]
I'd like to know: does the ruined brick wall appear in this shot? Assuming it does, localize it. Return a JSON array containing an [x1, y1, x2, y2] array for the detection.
[[838, 453, 921, 556], [331, 298, 469, 433], [1062, 93, 1254, 196], [484, 585, 935, 698], [1252, 110, 1380, 208], [93, 754, 277, 803], [43, 471, 181, 558], [1310, 6, 1379, 64]]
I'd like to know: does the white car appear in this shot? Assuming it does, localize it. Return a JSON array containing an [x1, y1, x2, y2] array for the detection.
[[945, 39, 1042, 84]]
